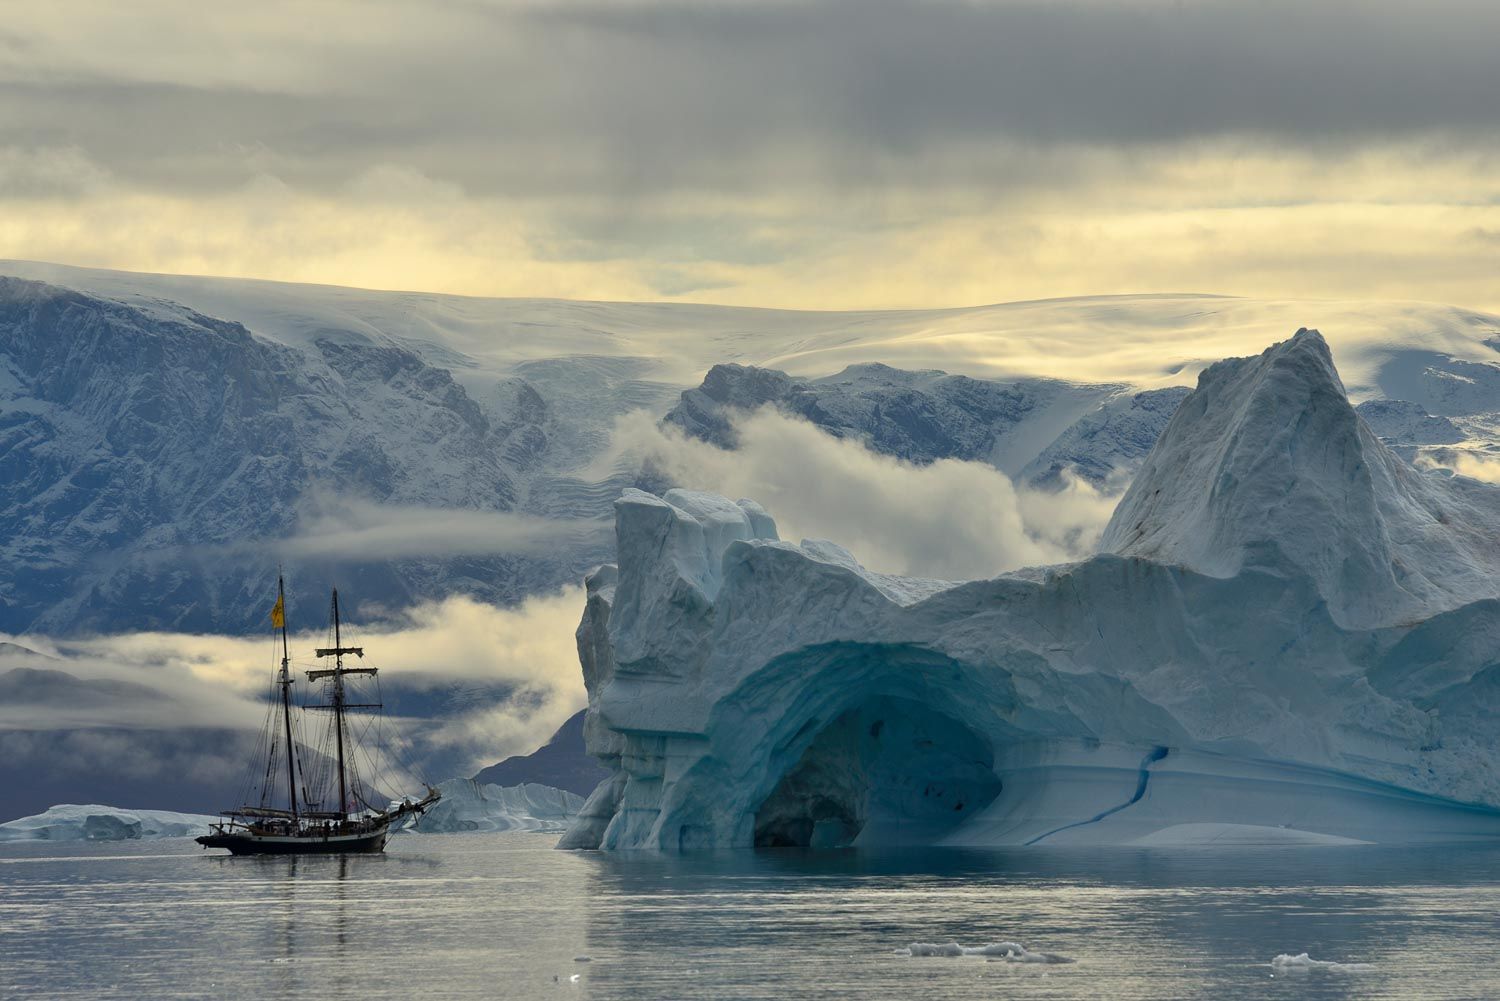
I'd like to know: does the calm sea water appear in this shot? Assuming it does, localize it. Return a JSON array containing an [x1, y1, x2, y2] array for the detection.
[[3, 833, 1500, 999]]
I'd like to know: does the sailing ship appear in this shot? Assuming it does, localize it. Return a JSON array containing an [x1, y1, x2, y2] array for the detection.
[[197, 578, 439, 855]]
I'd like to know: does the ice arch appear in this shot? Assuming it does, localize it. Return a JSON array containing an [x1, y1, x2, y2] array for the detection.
[[695, 643, 1015, 849], [751, 694, 1003, 848]]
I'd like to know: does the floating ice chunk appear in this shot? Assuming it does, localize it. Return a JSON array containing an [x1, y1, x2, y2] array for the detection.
[[1128, 823, 1371, 847], [905, 942, 1073, 964], [410, 779, 584, 834], [0, 804, 216, 841], [1271, 953, 1375, 973]]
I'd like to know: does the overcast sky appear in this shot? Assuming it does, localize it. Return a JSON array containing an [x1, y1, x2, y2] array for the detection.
[[2, 0, 1497, 309]]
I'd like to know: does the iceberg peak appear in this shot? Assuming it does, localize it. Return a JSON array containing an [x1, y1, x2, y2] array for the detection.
[[1101, 328, 1500, 628]]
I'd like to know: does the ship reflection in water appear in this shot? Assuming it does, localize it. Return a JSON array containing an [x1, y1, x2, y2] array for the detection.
[[263, 856, 349, 991]]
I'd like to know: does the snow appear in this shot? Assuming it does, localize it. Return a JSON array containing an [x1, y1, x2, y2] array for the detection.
[[1355, 399, 1465, 448], [905, 942, 1072, 963], [6, 261, 1499, 398], [410, 779, 584, 834], [0, 804, 216, 841], [1271, 953, 1375, 974], [561, 330, 1500, 851]]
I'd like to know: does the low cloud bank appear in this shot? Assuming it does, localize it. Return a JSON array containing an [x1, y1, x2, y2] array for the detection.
[[0, 408, 1125, 816], [0, 588, 588, 812], [251, 495, 609, 562], [605, 409, 1119, 581], [1417, 447, 1500, 485]]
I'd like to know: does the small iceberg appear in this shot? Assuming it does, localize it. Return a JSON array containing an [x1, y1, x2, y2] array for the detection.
[[1271, 953, 1375, 974], [409, 779, 584, 834], [905, 942, 1073, 964], [0, 804, 217, 842]]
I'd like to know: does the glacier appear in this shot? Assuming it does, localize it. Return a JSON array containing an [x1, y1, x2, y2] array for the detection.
[[561, 330, 1500, 850]]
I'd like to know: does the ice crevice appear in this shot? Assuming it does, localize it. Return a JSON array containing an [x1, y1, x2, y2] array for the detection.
[[560, 331, 1500, 851], [1024, 746, 1170, 846]]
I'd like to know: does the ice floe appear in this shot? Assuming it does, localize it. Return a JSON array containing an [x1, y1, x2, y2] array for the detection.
[[0, 804, 216, 841], [410, 779, 584, 834], [905, 942, 1073, 964], [1271, 953, 1375, 974]]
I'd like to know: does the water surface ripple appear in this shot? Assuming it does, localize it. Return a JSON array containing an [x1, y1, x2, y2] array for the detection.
[[3, 835, 1499, 999]]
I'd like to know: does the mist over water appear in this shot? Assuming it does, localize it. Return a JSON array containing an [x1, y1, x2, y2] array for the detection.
[[4, 835, 1500, 999]]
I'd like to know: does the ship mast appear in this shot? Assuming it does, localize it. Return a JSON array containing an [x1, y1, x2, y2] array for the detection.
[[309, 587, 377, 820], [332, 591, 347, 814], [276, 574, 299, 822]]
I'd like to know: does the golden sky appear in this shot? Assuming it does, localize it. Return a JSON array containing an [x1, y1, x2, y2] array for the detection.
[[2, 0, 1498, 311]]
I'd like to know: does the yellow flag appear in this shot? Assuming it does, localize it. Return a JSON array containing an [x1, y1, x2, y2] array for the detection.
[[270, 593, 285, 629]]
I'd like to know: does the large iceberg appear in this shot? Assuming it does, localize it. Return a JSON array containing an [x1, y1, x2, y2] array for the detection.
[[561, 330, 1500, 851]]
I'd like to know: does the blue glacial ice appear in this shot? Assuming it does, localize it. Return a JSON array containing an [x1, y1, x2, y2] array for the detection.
[[561, 330, 1500, 851]]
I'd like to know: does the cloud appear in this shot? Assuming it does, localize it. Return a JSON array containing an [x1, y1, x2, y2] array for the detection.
[[2, 144, 1498, 314], [3, 2, 1500, 311], [0, 587, 590, 784], [1416, 447, 1500, 485], [265, 496, 609, 561], [5, 1, 1500, 196], [604, 409, 1118, 580], [0, 642, 263, 732], [0, 146, 110, 198]]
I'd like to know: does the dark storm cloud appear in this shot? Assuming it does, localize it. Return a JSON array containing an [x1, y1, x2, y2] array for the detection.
[[2, 0, 1498, 198]]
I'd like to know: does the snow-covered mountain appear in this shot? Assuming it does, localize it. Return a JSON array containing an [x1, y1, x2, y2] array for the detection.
[[0, 277, 628, 632], [8, 262, 1500, 635], [663, 362, 1188, 487], [8, 261, 1500, 395], [562, 330, 1500, 851]]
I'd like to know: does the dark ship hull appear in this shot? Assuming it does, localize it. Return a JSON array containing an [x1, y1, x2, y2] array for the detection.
[[197, 823, 389, 855]]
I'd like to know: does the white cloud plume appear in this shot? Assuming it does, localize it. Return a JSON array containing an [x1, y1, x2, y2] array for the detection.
[[603, 408, 1119, 580], [1416, 447, 1500, 485], [269, 497, 608, 561], [0, 588, 589, 780]]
